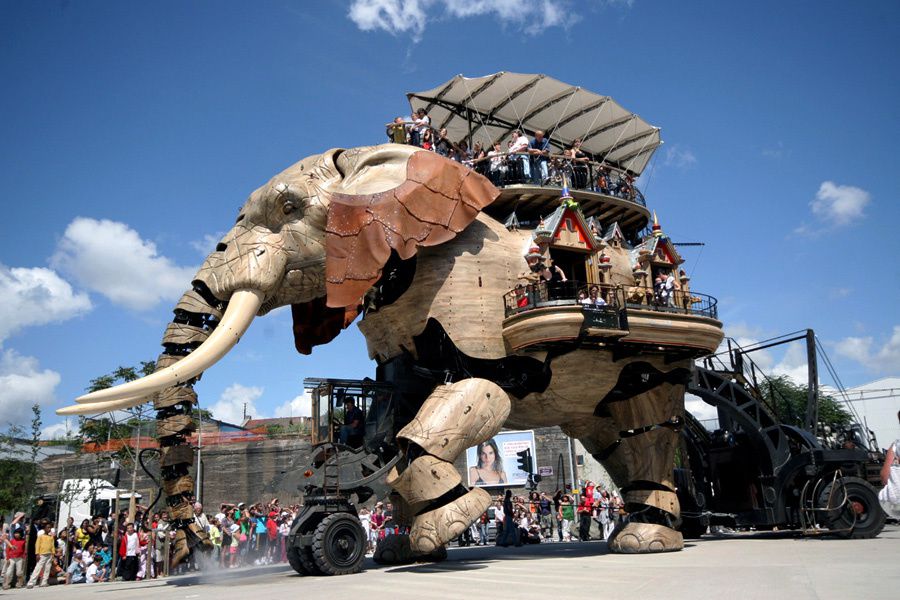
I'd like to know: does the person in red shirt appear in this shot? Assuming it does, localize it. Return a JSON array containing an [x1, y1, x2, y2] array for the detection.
[[265, 511, 278, 562], [578, 482, 595, 541], [3, 529, 26, 589], [118, 523, 146, 581]]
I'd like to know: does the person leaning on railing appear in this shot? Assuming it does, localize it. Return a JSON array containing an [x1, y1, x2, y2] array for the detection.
[[528, 130, 551, 185], [508, 130, 531, 181], [385, 116, 408, 145], [564, 139, 590, 188]]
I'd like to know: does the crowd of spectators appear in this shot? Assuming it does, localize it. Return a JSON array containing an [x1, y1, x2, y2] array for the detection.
[[0, 497, 301, 589], [463, 484, 624, 548], [385, 113, 641, 202], [0, 481, 626, 588]]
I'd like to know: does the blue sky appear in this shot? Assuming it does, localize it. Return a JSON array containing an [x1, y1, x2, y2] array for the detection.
[[1, 0, 898, 437]]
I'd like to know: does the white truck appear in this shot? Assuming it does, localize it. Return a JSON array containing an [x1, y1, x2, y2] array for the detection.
[[55, 479, 141, 531]]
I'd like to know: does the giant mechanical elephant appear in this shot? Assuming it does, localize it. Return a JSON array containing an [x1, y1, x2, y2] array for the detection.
[[62, 144, 698, 564]]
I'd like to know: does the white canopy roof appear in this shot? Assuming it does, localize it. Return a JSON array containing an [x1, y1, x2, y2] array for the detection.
[[407, 72, 662, 176]]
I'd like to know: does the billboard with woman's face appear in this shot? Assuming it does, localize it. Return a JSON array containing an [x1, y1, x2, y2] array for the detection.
[[465, 430, 536, 487]]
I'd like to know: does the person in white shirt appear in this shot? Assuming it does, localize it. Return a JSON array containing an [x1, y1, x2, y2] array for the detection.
[[664, 271, 676, 307], [193, 503, 209, 532], [121, 523, 140, 581], [487, 141, 507, 186], [85, 558, 101, 583], [508, 130, 531, 181], [413, 109, 430, 147]]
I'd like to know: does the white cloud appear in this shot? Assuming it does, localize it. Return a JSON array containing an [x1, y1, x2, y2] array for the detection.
[[274, 391, 312, 418], [834, 326, 900, 374], [347, 0, 594, 41], [663, 145, 697, 169], [716, 323, 810, 385], [190, 232, 225, 256], [42, 420, 75, 440], [349, 0, 429, 40], [0, 349, 61, 427], [209, 383, 264, 424], [797, 181, 870, 235], [811, 181, 870, 226], [51, 218, 196, 311], [770, 343, 809, 385], [0, 264, 92, 343], [685, 393, 717, 423]]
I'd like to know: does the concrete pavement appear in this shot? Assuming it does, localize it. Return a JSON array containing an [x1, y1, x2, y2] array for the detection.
[[5, 525, 898, 600]]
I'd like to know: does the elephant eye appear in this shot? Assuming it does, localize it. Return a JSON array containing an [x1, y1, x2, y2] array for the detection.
[[282, 201, 297, 215]]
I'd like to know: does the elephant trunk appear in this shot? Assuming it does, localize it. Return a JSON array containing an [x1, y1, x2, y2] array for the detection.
[[152, 284, 228, 566]]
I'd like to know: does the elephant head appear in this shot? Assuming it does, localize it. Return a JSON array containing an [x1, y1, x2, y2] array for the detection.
[[61, 144, 498, 415]]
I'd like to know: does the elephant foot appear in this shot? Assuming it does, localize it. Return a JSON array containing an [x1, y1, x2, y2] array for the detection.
[[372, 534, 447, 565], [410, 487, 491, 554], [606, 521, 683, 554]]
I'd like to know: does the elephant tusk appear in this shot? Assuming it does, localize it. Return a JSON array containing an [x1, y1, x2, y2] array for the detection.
[[74, 289, 264, 404], [56, 395, 150, 416]]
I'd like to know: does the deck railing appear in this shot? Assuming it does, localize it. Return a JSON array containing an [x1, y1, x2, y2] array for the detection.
[[382, 123, 646, 207], [623, 286, 718, 319], [504, 282, 718, 321], [470, 153, 646, 207], [503, 280, 623, 319]]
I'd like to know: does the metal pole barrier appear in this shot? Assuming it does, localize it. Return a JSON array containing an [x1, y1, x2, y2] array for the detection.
[[150, 526, 156, 579], [111, 491, 119, 581], [163, 533, 170, 577]]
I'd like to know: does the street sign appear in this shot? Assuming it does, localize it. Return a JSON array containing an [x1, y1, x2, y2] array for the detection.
[[538, 466, 553, 476]]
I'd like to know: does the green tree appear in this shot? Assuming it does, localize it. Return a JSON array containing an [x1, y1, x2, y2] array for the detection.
[[86, 361, 156, 393], [0, 404, 43, 514], [761, 375, 852, 430], [80, 361, 157, 466]]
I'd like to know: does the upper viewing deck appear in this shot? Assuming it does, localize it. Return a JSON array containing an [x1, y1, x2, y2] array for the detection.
[[391, 72, 661, 234], [473, 153, 650, 231]]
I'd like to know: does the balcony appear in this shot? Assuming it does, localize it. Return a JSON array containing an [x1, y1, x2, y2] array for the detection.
[[472, 154, 650, 230], [501, 282, 723, 354]]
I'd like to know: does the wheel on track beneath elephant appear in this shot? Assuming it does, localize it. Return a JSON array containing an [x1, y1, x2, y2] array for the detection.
[[286, 545, 309, 575], [818, 476, 886, 539], [311, 513, 367, 575]]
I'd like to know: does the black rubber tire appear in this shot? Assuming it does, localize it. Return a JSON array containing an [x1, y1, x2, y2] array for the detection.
[[818, 476, 886, 539], [299, 545, 321, 575], [286, 545, 308, 575], [311, 513, 367, 575]]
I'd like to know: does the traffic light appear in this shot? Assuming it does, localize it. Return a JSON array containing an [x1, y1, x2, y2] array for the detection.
[[516, 448, 533, 474]]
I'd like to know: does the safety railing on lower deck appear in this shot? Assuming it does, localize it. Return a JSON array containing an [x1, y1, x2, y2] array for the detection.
[[623, 287, 718, 319], [503, 280, 623, 327], [504, 282, 718, 321]]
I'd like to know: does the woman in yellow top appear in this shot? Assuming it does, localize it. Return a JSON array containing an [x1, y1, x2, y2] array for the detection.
[[75, 519, 92, 549], [469, 439, 507, 486]]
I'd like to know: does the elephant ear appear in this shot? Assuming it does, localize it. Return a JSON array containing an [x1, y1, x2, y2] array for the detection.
[[323, 145, 500, 309]]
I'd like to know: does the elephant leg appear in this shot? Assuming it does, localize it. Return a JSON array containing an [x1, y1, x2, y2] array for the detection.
[[579, 379, 686, 554], [376, 378, 510, 563]]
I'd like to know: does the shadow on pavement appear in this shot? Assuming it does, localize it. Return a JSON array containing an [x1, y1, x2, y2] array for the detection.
[[383, 540, 613, 574], [165, 563, 290, 587]]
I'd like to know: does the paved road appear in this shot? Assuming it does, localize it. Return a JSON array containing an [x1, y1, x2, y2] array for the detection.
[[6, 525, 898, 600]]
